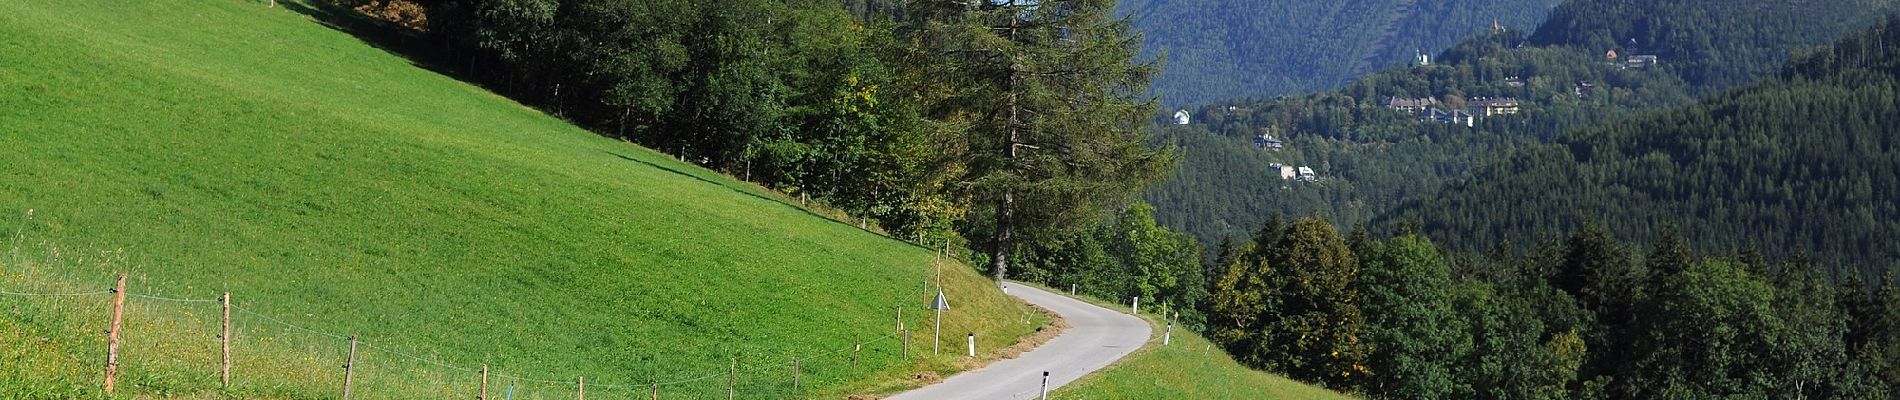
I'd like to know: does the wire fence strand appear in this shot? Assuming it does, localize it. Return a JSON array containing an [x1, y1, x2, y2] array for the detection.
[[2, 275, 1006, 397], [0, 288, 111, 297], [127, 292, 219, 303]]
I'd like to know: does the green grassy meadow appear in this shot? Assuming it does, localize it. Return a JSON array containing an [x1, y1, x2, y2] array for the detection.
[[0, 0, 1039, 398]]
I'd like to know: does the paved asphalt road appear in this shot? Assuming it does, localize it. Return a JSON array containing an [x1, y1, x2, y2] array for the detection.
[[884, 282, 1152, 400]]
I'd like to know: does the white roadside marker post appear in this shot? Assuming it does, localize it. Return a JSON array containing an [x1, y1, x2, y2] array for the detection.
[[967, 333, 976, 357], [1040, 371, 1050, 400]]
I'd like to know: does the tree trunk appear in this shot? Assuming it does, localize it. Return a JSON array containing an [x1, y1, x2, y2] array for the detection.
[[993, 20, 1022, 284], [991, 191, 1013, 282]]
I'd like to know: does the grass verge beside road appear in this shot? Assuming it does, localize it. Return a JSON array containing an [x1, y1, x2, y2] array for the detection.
[[1004, 282, 1354, 400]]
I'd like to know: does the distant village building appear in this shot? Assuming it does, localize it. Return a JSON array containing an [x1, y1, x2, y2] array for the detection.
[[1273, 164, 1296, 180], [1254, 132, 1285, 151], [1173, 109, 1191, 125], [1425, 108, 1476, 127], [1386, 97, 1440, 114], [1469, 97, 1521, 116], [1606, 49, 1619, 60], [1626, 55, 1660, 68], [1297, 167, 1318, 182], [1504, 76, 1525, 88], [1413, 50, 1432, 67], [1575, 80, 1596, 96]]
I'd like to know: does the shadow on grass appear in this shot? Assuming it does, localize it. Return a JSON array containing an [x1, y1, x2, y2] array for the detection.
[[277, 1, 916, 247], [605, 151, 889, 237], [277, 1, 494, 100]]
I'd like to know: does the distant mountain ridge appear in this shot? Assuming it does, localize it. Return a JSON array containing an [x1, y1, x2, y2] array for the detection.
[[1122, 0, 1562, 107]]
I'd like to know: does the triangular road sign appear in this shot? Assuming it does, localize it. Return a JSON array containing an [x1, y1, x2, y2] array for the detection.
[[928, 291, 950, 310]]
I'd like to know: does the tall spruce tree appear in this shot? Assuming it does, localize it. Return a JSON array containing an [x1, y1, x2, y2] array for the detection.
[[909, 0, 1173, 282]]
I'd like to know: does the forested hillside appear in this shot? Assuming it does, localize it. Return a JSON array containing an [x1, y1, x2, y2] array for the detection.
[[1146, 0, 1899, 260], [1201, 216, 1900, 399], [1121, 0, 1561, 107], [1529, 0, 1898, 92], [1385, 14, 1900, 274], [1147, 31, 1693, 251]]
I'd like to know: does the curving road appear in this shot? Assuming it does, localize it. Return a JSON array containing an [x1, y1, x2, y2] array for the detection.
[[885, 282, 1152, 400]]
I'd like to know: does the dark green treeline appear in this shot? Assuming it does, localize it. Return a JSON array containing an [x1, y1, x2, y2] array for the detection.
[[1202, 217, 1900, 399]]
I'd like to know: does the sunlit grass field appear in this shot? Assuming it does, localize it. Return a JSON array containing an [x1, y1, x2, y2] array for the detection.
[[0, 0, 1039, 398]]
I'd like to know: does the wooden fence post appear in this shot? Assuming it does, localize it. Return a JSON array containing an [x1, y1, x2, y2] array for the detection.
[[792, 358, 800, 389], [221, 292, 232, 387], [651, 382, 658, 400], [343, 336, 358, 400], [578, 376, 585, 400], [103, 274, 126, 394], [727, 358, 736, 400], [480, 364, 490, 400], [903, 329, 911, 360], [852, 343, 861, 374]]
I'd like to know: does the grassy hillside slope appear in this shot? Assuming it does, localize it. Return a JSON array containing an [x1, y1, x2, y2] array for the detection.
[[0, 0, 1037, 398]]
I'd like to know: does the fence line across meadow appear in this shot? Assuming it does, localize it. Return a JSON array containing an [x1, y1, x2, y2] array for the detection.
[[0, 271, 971, 399]]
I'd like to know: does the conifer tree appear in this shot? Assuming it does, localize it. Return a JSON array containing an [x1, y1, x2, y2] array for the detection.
[[1645, 224, 1695, 284], [907, 0, 1173, 282]]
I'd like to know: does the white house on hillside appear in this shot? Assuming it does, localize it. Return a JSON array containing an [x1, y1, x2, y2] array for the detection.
[[1173, 109, 1191, 125]]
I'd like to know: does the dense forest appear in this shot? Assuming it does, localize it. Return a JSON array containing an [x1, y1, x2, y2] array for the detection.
[[1529, 0, 1898, 92], [1201, 217, 1900, 399], [1119, 0, 1561, 107], [1385, 14, 1900, 275]]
